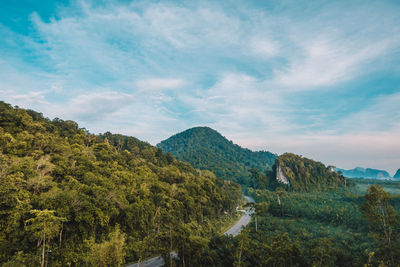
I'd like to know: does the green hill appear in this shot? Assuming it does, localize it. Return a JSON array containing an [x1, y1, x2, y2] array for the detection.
[[268, 153, 348, 191], [157, 127, 277, 185], [0, 102, 241, 266]]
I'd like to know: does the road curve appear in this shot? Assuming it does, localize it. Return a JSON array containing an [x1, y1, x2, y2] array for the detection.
[[126, 256, 163, 267], [224, 195, 255, 236], [243, 195, 255, 204], [126, 195, 254, 267]]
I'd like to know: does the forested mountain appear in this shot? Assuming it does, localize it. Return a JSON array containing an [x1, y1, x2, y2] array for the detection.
[[0, 101, 241, 266], [275, 153, 347, 191], [250, 153, 348, 192], [157, 127, 276, 185], [394, 168, 400, 179], [337, 167, 391, 179]]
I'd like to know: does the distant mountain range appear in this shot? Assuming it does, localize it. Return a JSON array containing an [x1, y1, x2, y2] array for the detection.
[[394, 169, 400, 179], [157, 126, 277, 185], [336, 167, 393, 179], [158, 126, 399, 183]]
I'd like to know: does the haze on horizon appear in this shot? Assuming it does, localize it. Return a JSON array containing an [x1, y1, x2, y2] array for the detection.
[[0, 0, 399, 175]]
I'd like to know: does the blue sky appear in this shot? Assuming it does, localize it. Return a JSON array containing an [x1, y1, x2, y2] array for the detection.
[[1, 0, 400, 174]]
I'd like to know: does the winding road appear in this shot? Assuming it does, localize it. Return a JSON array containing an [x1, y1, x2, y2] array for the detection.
[[126, 195, 255, 267], [224, 195, 255, 236]]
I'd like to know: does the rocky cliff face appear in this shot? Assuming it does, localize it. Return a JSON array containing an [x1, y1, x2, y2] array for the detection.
[[276, 165, 289, 185]]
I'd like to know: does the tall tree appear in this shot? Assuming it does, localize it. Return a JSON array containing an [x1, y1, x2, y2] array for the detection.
[[25, 209, 67, 267], [361, 185, 400, 266]]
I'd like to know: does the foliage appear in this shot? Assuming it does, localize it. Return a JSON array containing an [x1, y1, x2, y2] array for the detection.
[[353, 178, 400, 196], [0, 101, 241, 265], [86, 227, 126, 267], [3, 101, 399, 267], [360, 185, 400, 266], [25, 209, 67, 267], [192, 185, 400, 266], [247, 153, 351, 192], [157, 126, 276, 185], [182, 186, 387, 266], [232, 186, 400, 266], [271, 153, 348, 191]]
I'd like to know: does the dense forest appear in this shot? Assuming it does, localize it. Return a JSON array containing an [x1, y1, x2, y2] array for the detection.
[[198, 154, 400, 266], [0, 101, 242, 266], [198, 183, 400, 266], [2, 101, 400, 267], [157, 126, 276, 185], [248, 153, 349, 192]]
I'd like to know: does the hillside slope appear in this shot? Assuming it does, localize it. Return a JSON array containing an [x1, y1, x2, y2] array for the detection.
[[0, 102, 241, 266], [157, 127, 276, 185], [265, 153, 348, 191]]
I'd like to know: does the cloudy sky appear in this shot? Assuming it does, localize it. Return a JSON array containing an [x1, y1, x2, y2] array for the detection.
[[1, 0, 400, 174]]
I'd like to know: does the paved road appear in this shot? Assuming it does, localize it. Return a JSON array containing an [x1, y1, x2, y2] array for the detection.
[[243, 195, 255, 204], [126, 195, 254, 267], [126, 253, 178, 267], [126, 256, 163, 267], [224, 195, 255, 236]]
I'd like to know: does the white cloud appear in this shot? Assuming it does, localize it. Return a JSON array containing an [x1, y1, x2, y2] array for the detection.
[[268, 1, 400, 89], [177, 73, 295, 136], [137, 78, 185, 91], [11, 91, 49, 105], [337, 92, 400, 133], [0, 89, 15, 95], [274, 36, 397, 89], [250, 38, 279, 58], [62, 91, 135, 122], [263, 134, 400, 176], [24, 0, 399, 95], [138, 5, 244, 49], [1, 0, 400, 174], [0, 58, 54, 94], [50, 83, 63, 93]]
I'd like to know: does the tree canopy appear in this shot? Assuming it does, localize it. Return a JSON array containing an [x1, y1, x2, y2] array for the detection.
[[157, 126, 276, 186], [0, 101, 241, 266]]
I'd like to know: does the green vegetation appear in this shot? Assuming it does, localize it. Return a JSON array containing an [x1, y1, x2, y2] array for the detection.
[[0, 102, 241, 266], [274, 153, 349, 191], [157, 126, 276, 185], [3, 101, 400, 267], [156, 131, 398, 266], [353, 178, 400, 195], [361, 185, 400, 266], [243, 188, 371, 266], [248, 153, 350, 192], [193, 156, 399, 266], [196, 185, 400, 266]]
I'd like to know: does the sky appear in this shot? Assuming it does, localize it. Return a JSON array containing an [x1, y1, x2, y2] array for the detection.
[[1, 0, 400, 175]]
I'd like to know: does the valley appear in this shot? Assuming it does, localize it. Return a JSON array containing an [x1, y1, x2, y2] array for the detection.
[[1, 102, 399, 267], [2, 1, 399, 266], [128, 195, 255, 267]]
